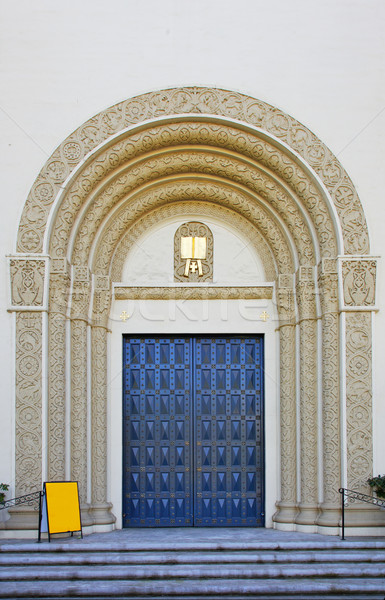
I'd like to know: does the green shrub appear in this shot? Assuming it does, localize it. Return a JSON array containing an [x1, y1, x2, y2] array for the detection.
[[0, 483, 9, 504], [367, 475, 385, 499]]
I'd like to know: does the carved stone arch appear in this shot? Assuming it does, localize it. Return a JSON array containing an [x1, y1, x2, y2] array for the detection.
[[17, 90, 368, 256], [67, 144, 317, 267], [8, 88, 378, 535], [110, 202, 277, 283], [46, 117, 336, 264], [88, 180, 295, 277]]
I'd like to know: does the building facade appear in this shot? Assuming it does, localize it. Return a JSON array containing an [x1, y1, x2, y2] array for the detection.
[[1, 2, 384, 536]]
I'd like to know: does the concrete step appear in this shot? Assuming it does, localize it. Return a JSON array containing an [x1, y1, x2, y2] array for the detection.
[[0, 537, 384, 598], [1, 561, 385, 580], [1, 548, 385, 566], [0, 577, 385, 598]]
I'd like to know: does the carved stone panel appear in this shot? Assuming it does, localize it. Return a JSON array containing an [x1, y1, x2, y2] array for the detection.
[[9, 257, 47, 308], [15, 312, 42, 495], [345, 312, 373, 492], [174, 222, 213, 282], [342, 259, 377, 307]]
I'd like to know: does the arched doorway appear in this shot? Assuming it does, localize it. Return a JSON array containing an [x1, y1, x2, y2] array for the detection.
[[7, 87, 379, 534]]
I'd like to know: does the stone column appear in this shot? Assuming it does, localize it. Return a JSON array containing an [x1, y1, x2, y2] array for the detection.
[[70, 266, 92, 526], [90, 275, 115, 526], [47, 258, 70, 481], [295, 266, 319, 526], [273, 274, 298, 525], [317, 259, 341, 528], [6, 256, 48, 529], [340, 258, 382, 528]]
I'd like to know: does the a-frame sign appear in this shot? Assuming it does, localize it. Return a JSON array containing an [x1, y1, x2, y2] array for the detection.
[[39, 481, 82, 542]]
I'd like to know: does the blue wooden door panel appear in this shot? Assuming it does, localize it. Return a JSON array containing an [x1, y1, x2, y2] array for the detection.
[[194, 337, 264, 527], [123, 337, 193, 527], [123, 335, 264, 527]]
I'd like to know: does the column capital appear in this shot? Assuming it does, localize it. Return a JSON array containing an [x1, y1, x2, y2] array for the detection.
[[7, 254, 50, 311], [339, 256, 378, 310]]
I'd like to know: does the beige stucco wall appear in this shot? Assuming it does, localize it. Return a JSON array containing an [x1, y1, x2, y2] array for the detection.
[[1, 0, 384, 520]]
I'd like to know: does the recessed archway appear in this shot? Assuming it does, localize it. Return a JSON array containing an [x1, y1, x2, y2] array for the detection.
[[8, 88, 379, 534]]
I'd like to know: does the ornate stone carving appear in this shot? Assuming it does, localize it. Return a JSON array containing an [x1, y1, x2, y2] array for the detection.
[[9, 87, 378, 533], [17, 87, 368, 258], [70, 266, 91, 505], [295, 268, 319, 524], [71, 266, 91, 322], [174, 222, 213, 282], [274, 275, 297, 524], [111, 201, 277, 283], [296, 266, 317, 322], [92, 275, 111, 328], [345, 312, 373, 492], [47, 258, 71, 481], [317, 260, 341, 525], [342, 259, 377, 307], [64, 136, 316, 266], [114, 286, 273, 301], [275, 274, 296, 325], [15, 312, 42, 495], [90, 325, 114, 524], [70, 318, 88, 505], [9, 257, 47, 308], [92, 180, 294, 276]]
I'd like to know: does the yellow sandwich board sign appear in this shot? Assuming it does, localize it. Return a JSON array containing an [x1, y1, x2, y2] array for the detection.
[[39, 482, 82, 542]]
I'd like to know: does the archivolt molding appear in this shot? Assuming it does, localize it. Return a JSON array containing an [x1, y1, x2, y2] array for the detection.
[[91, 180, 294, 277], [17, 87, 368, 257], [110, 201, 277, 282], [68, 143, 317, 268], [56, 120, 324, 264]]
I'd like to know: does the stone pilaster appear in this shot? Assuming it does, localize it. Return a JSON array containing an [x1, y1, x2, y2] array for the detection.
[[7, 256, 48, 529], [295, 266, 319, 526], [317, 259, 341, 527], [340, 257, 379, 528], [273, 274, 298, 524], [90, 275, 115, 526]]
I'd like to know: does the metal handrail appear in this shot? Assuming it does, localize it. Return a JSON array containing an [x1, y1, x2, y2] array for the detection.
[[0, 491, 41, 511], [339, 487, 385, 540]]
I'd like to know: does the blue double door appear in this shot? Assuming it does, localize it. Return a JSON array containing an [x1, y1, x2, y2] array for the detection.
[[123, 336, 264, 527]]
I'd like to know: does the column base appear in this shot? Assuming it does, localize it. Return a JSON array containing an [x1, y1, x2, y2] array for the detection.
[[316, 502, 341, 527], [273, 501, 299, 524], [80, 503, 93, 527], [342, 503, 385, 527], [89, 502, 116, 526], [3, 505, 39, 530], [295, 503, 319, 526]]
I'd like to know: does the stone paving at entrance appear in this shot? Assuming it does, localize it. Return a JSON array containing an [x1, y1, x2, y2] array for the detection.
[[1, 526, 384, 548]]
